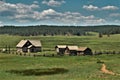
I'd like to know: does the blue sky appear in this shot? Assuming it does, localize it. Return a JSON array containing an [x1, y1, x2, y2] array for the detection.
[[0, 0, 120, 26]]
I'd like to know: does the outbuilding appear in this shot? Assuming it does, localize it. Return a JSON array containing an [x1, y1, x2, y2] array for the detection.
[[77, 47, 92, 55], [55, 45, 66, 55], [65, 46, 78, 55], [16, 40, 42, 53]]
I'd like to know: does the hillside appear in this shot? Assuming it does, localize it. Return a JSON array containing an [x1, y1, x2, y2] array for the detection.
[[0, 25, 120, 36], [0, 34, 120, 52], [0, 34, 120, 80], [0, 52, 120, 80]]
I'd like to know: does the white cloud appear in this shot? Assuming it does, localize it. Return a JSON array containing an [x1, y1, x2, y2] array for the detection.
[[32, 9, 57, 20], [114, 20, 120, 23], [0, 21, 3, 27], [102, 6, 119, 10], [41, 9, 56, 15], [0, 1, 16, 11], [83, 5, 99, 11], [0, 1, 39, 13], [33, 1, 39, 4], [109, 13, 120, 17], [0, 1, 106, 25], [14, 14, 30, 19], [84, 19, 106, 24], [42, 0, 65, 7], [31, 9, 106, 25], [0, 0, 40, 22], [10, 8, 105, 25], [83, 5, 119, 11], [16, 19, 30, 23]]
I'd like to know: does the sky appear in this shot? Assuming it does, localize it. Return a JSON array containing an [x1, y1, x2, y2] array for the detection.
[[0, 0, 120, 26]]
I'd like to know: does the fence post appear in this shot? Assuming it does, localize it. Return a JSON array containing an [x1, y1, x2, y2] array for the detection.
[[5, 45, 8, 53], [8, 45, 10, 54]]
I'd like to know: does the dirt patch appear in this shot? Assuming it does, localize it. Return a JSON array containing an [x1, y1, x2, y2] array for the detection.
[[101, 64, 115, 75], [101, 64, 120, 76]]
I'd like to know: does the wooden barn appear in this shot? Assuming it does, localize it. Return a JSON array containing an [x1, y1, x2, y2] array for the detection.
[[77, 47, 92, 55], [16, 40, 42, 53], [55, 45, 66, 55], [65, 46, 78, 55]]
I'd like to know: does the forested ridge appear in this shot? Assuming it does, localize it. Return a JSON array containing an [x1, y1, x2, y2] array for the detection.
[[0, 25, 120, 36]]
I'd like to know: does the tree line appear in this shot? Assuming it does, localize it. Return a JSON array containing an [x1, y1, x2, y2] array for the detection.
[[0, 25, 120, 36]]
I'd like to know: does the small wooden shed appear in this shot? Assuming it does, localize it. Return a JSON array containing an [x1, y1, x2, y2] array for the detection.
[[77, 47, 92, 55], [65, 46, 78, 55], [16, 40, 42, 53], [55, 45, 66, 55]]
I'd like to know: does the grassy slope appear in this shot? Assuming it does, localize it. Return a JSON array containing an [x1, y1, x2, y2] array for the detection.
[[0, 34, 120, 51], [0, 54, 120, 80], [0, 34, 120, 80]]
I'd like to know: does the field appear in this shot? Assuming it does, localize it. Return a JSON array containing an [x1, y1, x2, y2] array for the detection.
[[0, 34, 120, 52], [0, 34, 120, 80]]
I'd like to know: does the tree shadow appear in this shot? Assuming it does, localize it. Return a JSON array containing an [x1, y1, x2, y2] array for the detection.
[[6, 68, 68, 76]]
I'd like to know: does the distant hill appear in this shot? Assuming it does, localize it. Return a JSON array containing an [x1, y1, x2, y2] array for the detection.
[[0, 25, 120, 36]]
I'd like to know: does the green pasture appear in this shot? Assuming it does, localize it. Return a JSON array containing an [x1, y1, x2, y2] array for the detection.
[[0, 34, 120, 52], [0, 53, 120, 80], [0, 34, 120, 80]]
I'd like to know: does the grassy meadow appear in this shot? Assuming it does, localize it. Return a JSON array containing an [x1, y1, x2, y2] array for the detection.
[[0, 34, 120, 51], [0, 34, 120, 80]]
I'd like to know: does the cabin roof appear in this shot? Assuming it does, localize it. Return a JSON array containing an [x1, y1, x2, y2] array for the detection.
[[67, 46, 78, 50], [77, 47, 89, 51], [16, 40, 28, 47], [29, 40, 41, 47], [16, 40, 41, 47], [55, 45, 67, 48]]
